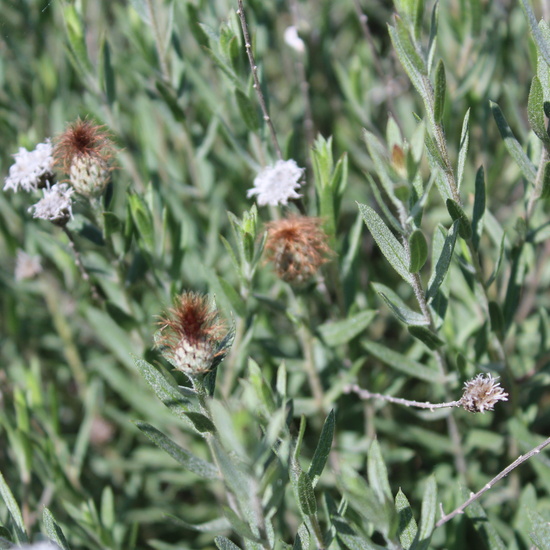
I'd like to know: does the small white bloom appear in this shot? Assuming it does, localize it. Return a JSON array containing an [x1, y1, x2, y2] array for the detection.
[[15, 543, 61, 550], [460, 373, 508, 413], [28, 183, 74, 225], [4, 139, 54, 192], [15, 249, 43, 281], [284, 26, 305, 53], [247, 159, 304, 206]]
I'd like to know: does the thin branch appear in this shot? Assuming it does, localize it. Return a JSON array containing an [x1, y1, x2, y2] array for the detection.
[[345, 383, 460, 411], [436, 435, 550, 527], [236, 0, 283, 160]]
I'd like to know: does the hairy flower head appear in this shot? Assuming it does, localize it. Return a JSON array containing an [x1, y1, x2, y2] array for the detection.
[[247, 159, 304, 206], [4, 139, 54, 192], [54, 118, 116, 197], [156, 292, 232, 376], [28, 183, 74, 226], [459, 373, 508, 413], [265, 216, 332, 283]]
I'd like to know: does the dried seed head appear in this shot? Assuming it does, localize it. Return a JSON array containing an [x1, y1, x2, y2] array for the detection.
[[265, 216, 332, 283], [54, 118, 116, 197], [459, 373, 508, 413], [156, 292, 231, 376]]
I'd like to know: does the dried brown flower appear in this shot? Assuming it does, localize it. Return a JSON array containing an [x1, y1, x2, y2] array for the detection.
[[459, 373, 508, 413], [54, 118, 116, 197], [264, 215, 332, 283], [156, 292, 231, 376]]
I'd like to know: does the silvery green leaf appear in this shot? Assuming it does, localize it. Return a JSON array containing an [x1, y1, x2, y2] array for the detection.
[[528, 76, 550, 144], [372, 282, 428, 326], [215, 536, 243, 550], [0, 471, 27, 544], [490, 101, 537, 184], [368, 439, 392, 503], [446, 199, 472, 240], [417, 476, 437, 550], [362, 341, 444, 383], [395, 489, 418, 550], [519, 1, 550, 67], [472, 166, 486, 251], [433, 60, 446, 123], [134, 421, 218, 479], [308, 410, 335, 486], [528, 510, 550, 550], [426, 221, 458, 302], [297, 472, 317, 516], [43, 508, 71, 550], [463, 487, 506, 550], [358, 203, 412, 284], [408, 229, 428, 273], [408, 325, 444, 349], [457, 109, 471, 191], [317, 310, 376, 346]]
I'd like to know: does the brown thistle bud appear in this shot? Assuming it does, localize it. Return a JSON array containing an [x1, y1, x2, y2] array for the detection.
[[459, 373, 508, 413], [265, 216, 332, 283], [156, 292, 233, 377], [54, 118, 116, 198]]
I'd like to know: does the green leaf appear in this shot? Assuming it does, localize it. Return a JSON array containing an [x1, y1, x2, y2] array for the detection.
[[297, 472, 317, 516], [463, 486, 506, 550], [372, 283, 428, 326], [457, 109, 471, 191], [43, 508, 71, 550], [367, 439, 392, 503], [358, 203, 412, 284], [426, 221, 458, 302], [184, 412, 216, 433], [167, 514, 230, 533], [528, 76, 550, 144], [186, 3, 210, 46], [155, 80, 186, 123], [446, 199, 472, 239], [433, 60, 446, 123], [101, 38, 116, 106], [134, 358, 193, 423], [317, 310, 376, 346], [417, 476, 437, 550], [331, 515, 384, 550], [408, 325, 444, 349], [424, 134, 452, 201], [134, 421, 218, 479], [529, 510, 550, 550], [235, 88, 259, 131], [63, 5, 92, 75], [308, 410, 335, 486], [396, 489, 418, 550], [490, 101, 537, 184], [472, 166, 486, 251], [408, 229, 428, 273], [0, 470, 27, 544], [216, 276, 246, 318], [488, 301, 504, 337], [128, 193, 155, 253], [541, 161, 550, 200], [215, 536, 243, 550], [362, 340, 444, 383], [520, 0, 550, 68]]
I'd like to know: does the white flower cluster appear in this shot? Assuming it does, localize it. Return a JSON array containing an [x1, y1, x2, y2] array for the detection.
[[14, 543, 61, 550], [4, 140, 54, 192], [28, 183, 74, 224], [247, 159, 304, 207], [460, 373, 508, 413]]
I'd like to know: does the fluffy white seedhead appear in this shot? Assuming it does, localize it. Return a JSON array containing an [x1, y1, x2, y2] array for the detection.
[[460, 373, 508, 413], [247, 159, 304, 206], [4, 140, 54, 192], [28, 183, 74, 226]]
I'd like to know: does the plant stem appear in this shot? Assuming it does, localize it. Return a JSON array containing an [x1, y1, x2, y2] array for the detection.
[[345, 384, 460, 410], [436, 435, 550, 527], [236, 0, 283, 160]]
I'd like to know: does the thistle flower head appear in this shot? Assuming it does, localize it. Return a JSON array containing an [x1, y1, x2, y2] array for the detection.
[[156, 292, 232, 377], [4, 139, 54, 192], [247, 159, 304, 207], [28, 183, 74, 226], [54, 118, 116, 197], [265, 215, 332, 283], [459, 373, 508, 413]]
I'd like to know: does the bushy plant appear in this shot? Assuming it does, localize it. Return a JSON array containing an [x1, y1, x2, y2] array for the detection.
[[1, 0, 549, 549]]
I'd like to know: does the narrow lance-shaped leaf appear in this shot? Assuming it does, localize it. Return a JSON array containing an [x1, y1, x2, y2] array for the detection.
[[417, 476, 437, 550], [358, 203, 412, 284], [367, 439, 392, 503], [519, 0, 550, 68], [0, 470, 28, 544], [134, 421, 219, 479], [490, 101, 537, 184], [372, 282, 428, 326], [426, 221, 458, 301], [408, 229, 428, 273], [472, 166, 486, 251], [408, 325, 444, 349], [446, 199, 472, 240], [434, 60, 446, 123], [308, 410, 335, 486], [235, 88, 259, 131], [43, 508, 71, 550], [297, 472, 317, 516], [215, 536, 243, 550], [540, 161, 550, 200], [528, 76, 550, 144], [457, 109, 471, 191], [395, 489, 418, 550]]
